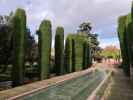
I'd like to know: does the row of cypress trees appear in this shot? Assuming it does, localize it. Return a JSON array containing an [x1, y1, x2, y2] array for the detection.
[[117, 2, 133, 77], [64, 34, 92, 73], [11, 8, 92, 86]]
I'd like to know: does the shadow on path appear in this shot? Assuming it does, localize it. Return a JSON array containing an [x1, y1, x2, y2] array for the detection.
[[107, 68, 133, 100]]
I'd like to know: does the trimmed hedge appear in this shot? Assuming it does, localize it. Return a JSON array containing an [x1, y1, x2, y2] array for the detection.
[[72, 39, 76, 72], [12, 8, 26, 86], [38, 20, 52, 80], [64, 35, 73, 73], [83, 40, 89, 69], [126, 14, 133, 65], [118, 15, 130, 76], [117, 2, 133, 76], [74, 34, 90, 71], [64, 33, 92, 73], [54, 26, 64, 75]]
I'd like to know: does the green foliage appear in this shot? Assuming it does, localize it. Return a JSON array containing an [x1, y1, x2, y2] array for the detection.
[[64, 35, 72, 73], [54, 26, 64, 75], [125, 12, 133, 77], [87, 45, 92, 67], [101, 46, 120, 59], [0, 25, 13, 73], [25, 28, 36, 62], [78, 22, 92, 33], [74, 34, 89, 70], [126, 14, 133, 65], [117, 2, 133, 76], [0, 12, 13, 25], [65, 33, 91, 72], [78, 22, 100, 62], [38, 20, 52, 80], [12, 8, 26, 86], [117, 15, 130, 76], [83, 40, 92, 69], [83, 41, 88, 69], [72, 39, 75, 72]]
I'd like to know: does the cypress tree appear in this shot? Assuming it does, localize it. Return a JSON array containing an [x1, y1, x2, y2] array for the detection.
[[88, 38, 92, 67], [12, 8, 26, 86], [72, 39, 75, 72], [118, 15, 130, 76], [83, 42, 86, 69], [54, 26, 64, 75], [64, 33, 92, 72], [126, 14, 132, 65], [83, 41, 89, 69], [87, 45, 92, 67], [38, 20, 52, 80], [64, 35, 72, 73], [74, 34, 86, 71], [126, 2, 133, 77]]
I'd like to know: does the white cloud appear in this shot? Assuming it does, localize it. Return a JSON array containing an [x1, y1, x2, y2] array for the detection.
[[0, 0, 132, 47], [94, 0, 110, 4]]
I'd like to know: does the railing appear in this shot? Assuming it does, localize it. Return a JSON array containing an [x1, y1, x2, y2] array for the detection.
[[0, 68, 112, 100]]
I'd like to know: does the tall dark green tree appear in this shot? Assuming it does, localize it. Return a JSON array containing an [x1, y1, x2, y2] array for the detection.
[[87, 45, 91, 67], [38, 20, 52, 80], [74, 34, 86, 71], [117, 1, 133, 77], [83, 41, 88, 69], [64, 33, 92, 72], [72, 39, 75, 72], [126, 14, 132, 74], [126, 2, 133, 77], [118, 15, 130, 76], [12, 8, 26, 86], [64, 35, 72, 73], [54, 26, 64, 75]]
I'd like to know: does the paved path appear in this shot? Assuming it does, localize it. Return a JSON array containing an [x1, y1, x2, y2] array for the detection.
[[107, 68, 133, 100], [0, 63, 108, 100]]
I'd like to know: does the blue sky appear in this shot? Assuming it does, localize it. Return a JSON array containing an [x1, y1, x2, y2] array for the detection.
[[0, 0, 132, 48]]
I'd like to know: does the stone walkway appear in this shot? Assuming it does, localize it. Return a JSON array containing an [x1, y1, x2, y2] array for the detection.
[[0, 68, 95, 100], [107, 68, 133, 100]]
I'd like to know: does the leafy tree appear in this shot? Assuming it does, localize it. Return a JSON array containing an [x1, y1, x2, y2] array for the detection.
[[0, 12, 13, 25], [78, 22, 100, 62], [101, 45, 120, 59], [0, 13, 14, 73], [0, 12, 37, 76], [78, 22, 92, 33], [25, 28, 37, 64]]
